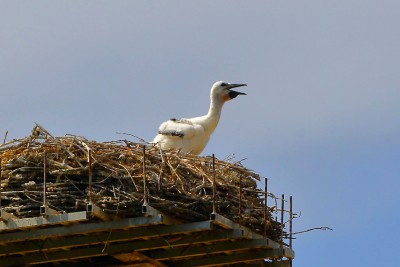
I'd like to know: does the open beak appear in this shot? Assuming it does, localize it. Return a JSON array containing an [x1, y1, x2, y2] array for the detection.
[[228, 83, 247, 99]]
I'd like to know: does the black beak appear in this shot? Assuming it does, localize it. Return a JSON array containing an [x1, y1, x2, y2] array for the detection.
[[227, 83, 247, 89], [228, 84, 247, 99]]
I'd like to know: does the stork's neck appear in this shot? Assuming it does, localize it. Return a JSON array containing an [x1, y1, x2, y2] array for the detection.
[[204, 96, 224, 135]]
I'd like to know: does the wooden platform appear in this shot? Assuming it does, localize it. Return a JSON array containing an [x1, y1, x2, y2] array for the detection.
[[0, 206, 294, 266]]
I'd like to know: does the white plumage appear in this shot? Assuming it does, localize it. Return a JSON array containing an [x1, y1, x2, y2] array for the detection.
[[152, 81, 246, 154]]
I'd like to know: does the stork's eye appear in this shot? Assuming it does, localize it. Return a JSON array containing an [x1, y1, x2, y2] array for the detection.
[[220, 82, 228, 87]]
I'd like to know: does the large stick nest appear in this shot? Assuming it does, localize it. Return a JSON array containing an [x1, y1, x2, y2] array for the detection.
[[0, 125, 284, 241]]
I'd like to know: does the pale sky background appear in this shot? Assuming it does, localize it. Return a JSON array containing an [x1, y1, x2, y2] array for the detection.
[[1, 1, 400, 266]]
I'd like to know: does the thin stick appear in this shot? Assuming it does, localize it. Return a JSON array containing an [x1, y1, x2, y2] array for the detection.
[[2, 131, 8, 145], [292, 226, 333, 235], [143, 145, 148, 206], [212, 154, 216, 215], [116, 132, 148, 144]]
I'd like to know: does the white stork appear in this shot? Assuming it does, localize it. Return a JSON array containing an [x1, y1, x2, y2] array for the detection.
[[152, 81, 247, 154]]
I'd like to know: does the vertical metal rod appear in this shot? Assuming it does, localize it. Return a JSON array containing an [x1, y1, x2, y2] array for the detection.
[[290, 196, 293, 249], [143, 145, 148, 206], [212, 154, 216, 214], [88, 149, 93, 204], [0, 157, 2, 209], [263, 177, 268, 236], [43, 151, 47, 206], [280, 194, 285, 248], [239, 175, 242, 222], [263, 178, 268, 221]]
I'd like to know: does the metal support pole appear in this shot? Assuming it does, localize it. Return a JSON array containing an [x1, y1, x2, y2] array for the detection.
[[142, 145, 148, 210], [43, 151, 47, 207], [40, 151, 48, 215], [85, 148, 110, 220], [239, 175, 242, 223], [88, 149, 92, 197], [0, 157, 2, 209], [0, 157, 16, 221], [280, 194, 285, 248], [264, 178, 268, 221], [88, 149, 93, 204], [290, 195, 293, 249], [213, 154, 217, 214], [212, 154, 216, 216], [40, 151, 59, 216], [263, 177, 268, 236]]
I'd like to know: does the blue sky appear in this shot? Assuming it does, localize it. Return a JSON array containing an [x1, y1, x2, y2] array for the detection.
[[1, 1, 399, 266]]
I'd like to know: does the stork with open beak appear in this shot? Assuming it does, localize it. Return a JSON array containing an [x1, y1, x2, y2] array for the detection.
[[152, 81, 247, 155]]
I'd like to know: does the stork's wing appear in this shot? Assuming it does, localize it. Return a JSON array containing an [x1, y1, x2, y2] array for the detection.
[[157, 119, 196, 139]]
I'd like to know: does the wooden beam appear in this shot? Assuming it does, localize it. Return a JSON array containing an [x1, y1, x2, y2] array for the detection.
[[143, 205, 181, 225], [1, 229, 221, 266], [0, 213, 163, 243], [147, 238, 273, 260], [211, 212, 290, 251], [170, 249, 286, 267], [113, 251, 167, 267], [0, 221, 220, 256], [0, 208, 294, 266], [0, 209, 16, 221], [230, 260, 292, 267], [0, 211, 88, 231], [87, 203, 111, 221], [40, 205, 61, 216]]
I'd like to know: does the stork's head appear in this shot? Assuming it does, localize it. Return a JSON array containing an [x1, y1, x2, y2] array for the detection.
[[211, 81, 247, 102]]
